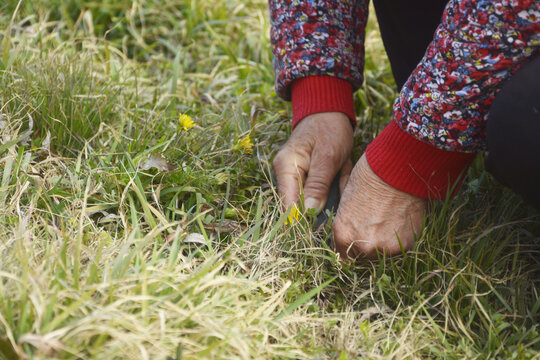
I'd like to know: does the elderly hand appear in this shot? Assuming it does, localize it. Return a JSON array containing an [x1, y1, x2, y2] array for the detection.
[[332, 154, 427, 260], [273, 112, 353, 211]]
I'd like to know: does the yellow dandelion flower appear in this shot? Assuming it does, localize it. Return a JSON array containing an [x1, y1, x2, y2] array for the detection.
[[236, 135, 254, 154], [285, 204, 301, 225], [179, 113, 195, 131]]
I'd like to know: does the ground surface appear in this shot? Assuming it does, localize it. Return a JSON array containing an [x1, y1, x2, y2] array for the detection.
[[0, 1, 539, 359]]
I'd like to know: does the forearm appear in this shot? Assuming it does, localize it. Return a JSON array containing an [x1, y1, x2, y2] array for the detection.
[[394, 0, 540, 154], [269, 0, 369, 126], [368, 0, 540, 199]]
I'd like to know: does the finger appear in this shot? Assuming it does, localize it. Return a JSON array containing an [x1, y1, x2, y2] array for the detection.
[[339, 159, 353, 195], [303, 148, 340, 211], [273, 150, 307, 210], [331, 222, 361, 260]]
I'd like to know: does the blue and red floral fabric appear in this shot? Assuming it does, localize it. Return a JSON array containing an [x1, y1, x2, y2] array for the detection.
[[270, 0, 540, 152]]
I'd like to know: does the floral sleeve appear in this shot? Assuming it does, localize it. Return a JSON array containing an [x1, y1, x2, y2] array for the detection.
[[394, 0, 540, 153], [269, 0, 369, 100]]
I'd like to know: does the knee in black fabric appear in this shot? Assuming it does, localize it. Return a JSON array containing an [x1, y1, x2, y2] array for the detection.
[[485, 56, 540, 208], [373, 0, 448, 89]]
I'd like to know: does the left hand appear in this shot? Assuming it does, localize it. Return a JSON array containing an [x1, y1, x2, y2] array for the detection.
[[332, 154, 427, 260]]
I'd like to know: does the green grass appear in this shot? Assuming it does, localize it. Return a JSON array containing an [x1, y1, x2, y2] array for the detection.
[[1, 1, 539, 359]]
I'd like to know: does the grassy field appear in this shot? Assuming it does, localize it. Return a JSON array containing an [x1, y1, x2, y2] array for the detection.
[[0, 1, 539, 359]]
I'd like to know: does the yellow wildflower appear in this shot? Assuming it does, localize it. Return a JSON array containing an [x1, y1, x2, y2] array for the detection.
[[285, 204, 301, 225], [179, 113, 195, 131], [236, 135, 254, 154]]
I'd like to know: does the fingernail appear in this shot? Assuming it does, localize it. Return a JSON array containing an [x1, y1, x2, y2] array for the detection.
[[305, 198, 320, 211]]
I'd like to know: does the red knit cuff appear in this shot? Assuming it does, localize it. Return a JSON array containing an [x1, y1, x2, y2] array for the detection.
[[291, 76, 356, 129], [366, 121, 477, 199]]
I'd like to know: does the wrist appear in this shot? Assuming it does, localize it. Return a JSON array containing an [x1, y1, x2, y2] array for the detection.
[[365, 121, 477, 199], [296, 112, 354, 136], [291, 76, 356, 129]]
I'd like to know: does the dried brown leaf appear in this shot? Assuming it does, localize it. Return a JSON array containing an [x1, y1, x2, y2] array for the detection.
[[139, 154, 176, 172]]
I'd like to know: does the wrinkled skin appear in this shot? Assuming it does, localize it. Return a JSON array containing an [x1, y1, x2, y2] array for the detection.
[[273, 112, 427, 260], [332, 154, 426, 260], [273, 112, 354, 211]]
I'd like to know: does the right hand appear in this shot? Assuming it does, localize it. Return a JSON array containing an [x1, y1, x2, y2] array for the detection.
[[332, 154, 427, 260], [273, 112, 354, 211]]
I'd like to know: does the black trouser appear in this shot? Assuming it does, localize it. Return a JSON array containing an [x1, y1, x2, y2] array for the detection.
[[485, 57, 540, 209], [373, 0, 449, 89], [374, 0, 540, 209]]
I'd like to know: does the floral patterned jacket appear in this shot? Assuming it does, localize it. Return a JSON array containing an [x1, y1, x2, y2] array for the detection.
[[269, 0, 540, 198], [270, 0, 540, 152]]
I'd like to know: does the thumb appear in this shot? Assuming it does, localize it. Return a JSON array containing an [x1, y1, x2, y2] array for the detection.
[[303, 150, 340, 212], [273, 149, 308, 210]]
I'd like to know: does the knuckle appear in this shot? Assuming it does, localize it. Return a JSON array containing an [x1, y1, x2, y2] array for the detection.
[[304, 176, 329, 192], [315, 147, 338, 165], [325, 147, 338, 160], [332, 223, 349, 248], [332, 222, 378, 259], [332, 223, 357, 258], [354, 241, 378, 258], [272, 151, 287, 168]]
